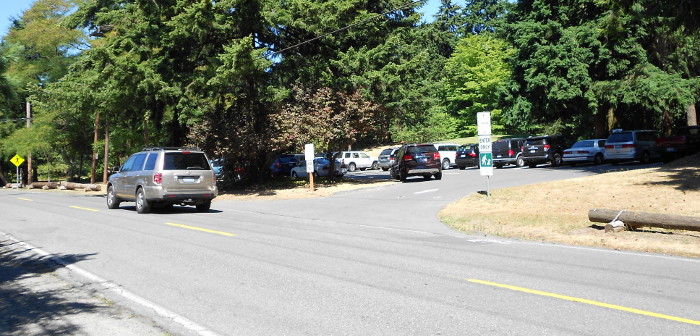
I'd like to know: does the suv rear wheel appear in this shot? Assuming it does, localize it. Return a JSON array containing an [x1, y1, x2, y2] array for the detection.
[[516, 155, 525, 167], [434, 172, 442, 180], [551, 153, 563, 167], [196, 200, 211, 212], [135, 188, 151, 214]]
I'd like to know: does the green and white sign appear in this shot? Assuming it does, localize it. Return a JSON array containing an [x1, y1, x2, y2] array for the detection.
[[477, 112, 493, 177]]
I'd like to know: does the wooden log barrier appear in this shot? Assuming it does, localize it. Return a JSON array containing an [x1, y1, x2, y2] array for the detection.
[[588, 208, 700, 232], [29, 182, 58, 189]]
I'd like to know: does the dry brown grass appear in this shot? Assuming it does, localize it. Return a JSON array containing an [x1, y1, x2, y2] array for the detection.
[[439, 153, 700, 258]]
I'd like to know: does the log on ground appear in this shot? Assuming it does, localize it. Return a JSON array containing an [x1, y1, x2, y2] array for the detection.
[[589, 208, 700, 232]]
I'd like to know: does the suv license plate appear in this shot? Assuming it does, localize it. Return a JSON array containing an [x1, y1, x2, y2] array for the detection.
[[182, 177, 197, 183]]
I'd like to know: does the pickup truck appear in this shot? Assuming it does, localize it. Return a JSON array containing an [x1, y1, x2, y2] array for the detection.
[[655, 126, 700, 162]]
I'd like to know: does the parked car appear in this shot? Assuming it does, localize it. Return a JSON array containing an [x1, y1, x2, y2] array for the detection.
[[492, 138, 526, 168], [390, 144, 442, 182], [433, 143, 460, 170], [563, 139, 606, 165], [270, 154, 304, 177], [604, 129, 660, 164], [334, 151, 378, 172], [377, 147, 399, 171], [521, 135, 567, 168], [107, 147, 218, 213], [210, 159, 224, 179], [455, 144, 479, 169], [655, 126, 700, 162], [290, 158, 347, 178]]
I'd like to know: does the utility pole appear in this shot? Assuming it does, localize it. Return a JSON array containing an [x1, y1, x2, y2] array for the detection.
[[26, 102, 32, 184]]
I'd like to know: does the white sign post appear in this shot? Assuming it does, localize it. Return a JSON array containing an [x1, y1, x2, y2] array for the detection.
[[477, 112, 493, 197], [304, 144, 315, 191]]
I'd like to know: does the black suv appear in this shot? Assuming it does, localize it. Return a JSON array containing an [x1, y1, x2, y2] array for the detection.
[[521, 135, 567, 168], [455, 144, 479, 169], [390, 144, 442, 182], [492, 138, 526, 168]]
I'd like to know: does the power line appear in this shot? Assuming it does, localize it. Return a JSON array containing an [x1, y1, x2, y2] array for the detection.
[[273, 0, 426, 55]]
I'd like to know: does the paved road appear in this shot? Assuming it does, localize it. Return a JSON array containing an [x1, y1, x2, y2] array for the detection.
[[1, 164, 698, 335]]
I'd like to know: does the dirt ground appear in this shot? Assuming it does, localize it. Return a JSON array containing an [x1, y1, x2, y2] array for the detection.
[[440, 153, 700, 258]]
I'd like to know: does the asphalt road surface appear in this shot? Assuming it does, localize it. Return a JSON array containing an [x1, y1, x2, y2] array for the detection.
[[1, 164, 698, 335]]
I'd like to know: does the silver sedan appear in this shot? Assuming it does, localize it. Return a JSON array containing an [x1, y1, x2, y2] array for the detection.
[[563, 139, 607, 165]]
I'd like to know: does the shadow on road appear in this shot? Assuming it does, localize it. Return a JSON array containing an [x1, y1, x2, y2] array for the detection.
[[0, 238, 97, 335]]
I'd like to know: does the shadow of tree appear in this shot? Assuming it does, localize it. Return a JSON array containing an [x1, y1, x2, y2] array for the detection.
[[0, 239, 98, 335], [646, 167, 700, 191]]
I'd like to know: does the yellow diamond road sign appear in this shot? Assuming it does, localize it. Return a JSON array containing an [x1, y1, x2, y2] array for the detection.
[[10, 154, 25, 167]]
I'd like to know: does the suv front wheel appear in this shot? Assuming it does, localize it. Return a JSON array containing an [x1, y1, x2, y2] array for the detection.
[[442, 159, 450, 170], [551, 153, 563, 167], [107, 185, 121, 209]]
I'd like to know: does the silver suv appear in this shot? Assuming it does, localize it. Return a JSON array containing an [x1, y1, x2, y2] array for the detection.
[[107, 147, 218, 213]]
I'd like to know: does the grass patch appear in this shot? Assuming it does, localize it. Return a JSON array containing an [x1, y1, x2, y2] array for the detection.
[[440, 153, 700, 258]]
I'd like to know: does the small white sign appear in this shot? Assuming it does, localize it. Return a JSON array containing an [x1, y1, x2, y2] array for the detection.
[[479, 135, 492, 153], [304, 144, 315, 173], [477, 111, 491, 136]]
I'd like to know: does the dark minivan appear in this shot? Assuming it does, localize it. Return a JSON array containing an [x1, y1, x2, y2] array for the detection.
[[390, 144, 442, 182], [492, 138, 526, 168]]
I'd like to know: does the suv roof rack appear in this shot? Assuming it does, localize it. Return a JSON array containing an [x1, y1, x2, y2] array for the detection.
[[142, 147, 202, 151]]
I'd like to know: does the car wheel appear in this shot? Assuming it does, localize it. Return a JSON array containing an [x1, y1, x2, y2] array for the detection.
[[107, 185, 121, 209], [348, 163, 357, 172], [442, 159, 450, 170], [551, 153, 563, 167], [641, 151, 651, 164], [382, 167, 389, 171], [434, 172, 442, 180], [372, 161, 379, 170], [135, 188, 150, 214], [528, 163, 537, 168], [423, 174, 432, 181], [196, 200, 211, 212], [516, 155, 525, 167], [593, 153, 603, 165], [399, 169, 407, 182]]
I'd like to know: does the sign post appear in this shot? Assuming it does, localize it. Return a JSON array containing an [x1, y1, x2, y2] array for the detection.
[[304, 144, 315, 192], [10, 154, 25, 188], [477, 112, 493, 197]]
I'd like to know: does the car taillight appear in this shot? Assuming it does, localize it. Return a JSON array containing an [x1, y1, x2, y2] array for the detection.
[[605, 145, 613, 149], [508, 149, 514, 156], [622, 144, 635, 148], [468, 152, 477, 157], [403, 154, 413, 161], [521, 146, 525, 151], [153, 173, 162, 184], [544, 144, 551, 150], [434, 153, 441, 160], [564, 150, 572, 154], [577, 150, 590, 154]]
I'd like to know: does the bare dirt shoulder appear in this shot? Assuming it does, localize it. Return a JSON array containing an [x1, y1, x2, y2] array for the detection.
[[215, 178, 394, 201], [439, 153, 700, 258]]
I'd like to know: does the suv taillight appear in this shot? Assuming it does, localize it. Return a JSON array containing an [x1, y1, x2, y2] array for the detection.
[[508, 149, 514, 156], [544, 144, 551, 150], [403, 154, 413, 161], [434, 152, 441, 160], [153, 173, 162, 184]]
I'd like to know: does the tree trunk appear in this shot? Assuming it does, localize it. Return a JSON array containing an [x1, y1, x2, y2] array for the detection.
[[594, 108, 607, 138], [662, 109, 673, 136], [606, 106, 618, 132], [688, 103, 698, 126], [103, 120, 110, 184], [91, 112, 100, 184], [588, 208, 700, 232]]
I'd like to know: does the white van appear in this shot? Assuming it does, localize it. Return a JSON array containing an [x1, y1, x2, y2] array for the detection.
[[334, 151, 378, 172], [433, 143, 460, 169]]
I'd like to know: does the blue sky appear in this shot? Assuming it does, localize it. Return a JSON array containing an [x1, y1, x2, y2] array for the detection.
[[1, 0, 448, 37]]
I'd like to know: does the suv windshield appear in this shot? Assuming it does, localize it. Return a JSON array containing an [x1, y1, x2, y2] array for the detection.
[[380, 149, 394, 155], [164, 153, 211, 170]]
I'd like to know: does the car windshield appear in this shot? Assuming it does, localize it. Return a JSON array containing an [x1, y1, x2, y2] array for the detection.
[[608, 133, 633, 142], [572, 140, 594, 148], [164, 153, 211, 170]]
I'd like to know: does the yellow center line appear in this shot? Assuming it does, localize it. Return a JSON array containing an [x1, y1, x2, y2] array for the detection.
[[468, 279, 700, 326], [165, 223, 236, 237], [70, 206, 99, 212], [18, 198, 33, 201]]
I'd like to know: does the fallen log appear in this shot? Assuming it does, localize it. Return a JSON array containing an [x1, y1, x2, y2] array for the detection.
[[83, 184, 102, 192], [29, 182, 58, 189], [588, 208, 700, 232]]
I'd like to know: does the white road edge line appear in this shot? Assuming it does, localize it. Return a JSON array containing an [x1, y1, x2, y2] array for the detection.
[[1, 231, 222, 336], [414, 189, 439, 195]]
